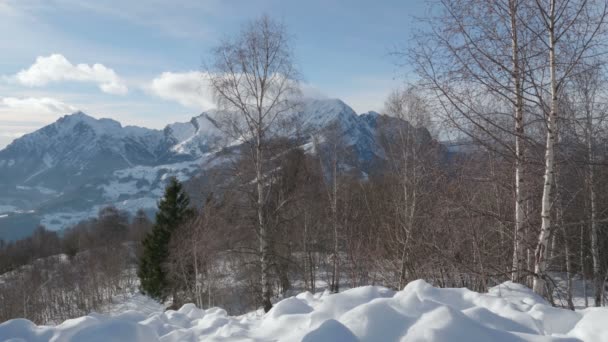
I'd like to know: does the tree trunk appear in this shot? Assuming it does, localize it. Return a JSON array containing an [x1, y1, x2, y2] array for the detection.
[[533, 0, 557, 296], [587, 118, 601, 307], [257, 135, 272, 312], [510, 0, 525, 284], [303, 213, 311, 291], [398, 239, 410, 289], [330, 147, 340, 294], [581, 224, 589, 307], [560, 223, 575, 310]]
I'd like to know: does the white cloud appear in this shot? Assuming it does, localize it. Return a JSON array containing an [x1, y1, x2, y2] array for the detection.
[[0, 96, 79, 148], [300, 83, 328, 100], [147, 71, 215, 110], [1, 96, 77, 115], [0, 2, 18, 16], [147, 72, 332, 111], [12, 54, 128, 95], [0, 131, 25, 138]]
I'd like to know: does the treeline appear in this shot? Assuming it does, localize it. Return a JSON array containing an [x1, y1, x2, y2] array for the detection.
[[0, 207, 152, 323]]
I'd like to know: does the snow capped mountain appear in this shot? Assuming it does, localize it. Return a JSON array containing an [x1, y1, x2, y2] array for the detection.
[[297, 98, 358, 130], [0, 112, 168, 187], [165, 113, 224, 157], [0, 98, 431, 240]]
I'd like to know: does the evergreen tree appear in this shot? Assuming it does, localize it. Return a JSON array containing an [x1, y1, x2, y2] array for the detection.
[[138, 177, 192, 301]]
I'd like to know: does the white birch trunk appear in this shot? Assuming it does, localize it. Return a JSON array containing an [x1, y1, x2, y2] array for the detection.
[[560, 222, 575, 310], [257, 131, 272, 312], [331, 148, 340, 294], [533, 0, 557, 296], [587, 110, 601, 307], [510, 0, 525, 283]]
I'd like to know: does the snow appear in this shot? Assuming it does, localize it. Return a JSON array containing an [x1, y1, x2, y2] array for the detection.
[[550, 273, 599, 309], [166, 121, 196, 144], [0, 205, 17, 214], [111, 156, 207, 186], [40, 211, 98, 231], [40, 197, 159, 231], [99, 180, 141, 201], [99, 292, 164, 318], [35, 186, 58, 195], [298, 98, 356, 128], [39, 150, 235, 231], [42, 153, 54, 168], [54, 112, 140, 140], [1, 280, 606, 341], [166, 114, 225, 156], [14, 186, 57, 196]]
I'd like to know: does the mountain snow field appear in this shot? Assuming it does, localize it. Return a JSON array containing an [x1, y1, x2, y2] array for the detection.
[[1, 280, 606, 342]]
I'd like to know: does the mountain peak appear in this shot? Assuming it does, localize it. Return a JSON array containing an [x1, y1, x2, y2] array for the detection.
[[303, 98, 354, 113], [58, 111, 97, 124], [66, 110, 90, 118], [51, 111, 131, 140], [60, 110, 125, 125]]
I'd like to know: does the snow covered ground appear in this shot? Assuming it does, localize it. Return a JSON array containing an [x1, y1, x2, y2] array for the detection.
[[1, 280, 607, 341], [551, 273, 599, 310], [98, 292, 164, 318]]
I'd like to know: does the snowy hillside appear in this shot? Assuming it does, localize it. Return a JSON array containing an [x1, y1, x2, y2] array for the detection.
[[0, 98, 429, 239], [1, 280, 605, 341]]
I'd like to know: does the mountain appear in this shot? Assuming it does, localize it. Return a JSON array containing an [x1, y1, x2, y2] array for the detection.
[[0, 98, 431, 240], [0, 112, 168, 189]]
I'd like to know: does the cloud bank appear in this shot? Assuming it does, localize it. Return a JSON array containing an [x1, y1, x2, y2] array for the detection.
[[1, 96, 77, 115], [147, 71, 215, 110], [12, 54, 128, 95], [0, 96, 79, 148]]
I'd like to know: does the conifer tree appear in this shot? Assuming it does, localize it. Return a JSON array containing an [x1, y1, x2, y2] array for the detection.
[[138, 177, 192, 301]]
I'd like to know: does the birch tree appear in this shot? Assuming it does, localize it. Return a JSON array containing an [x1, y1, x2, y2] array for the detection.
[[529, 0, 607, 296], [313, 123, 349, 294], [509, 0, 527, 283], [410, 0, 534, 282], [567, 64, 608, 306], [383, 86, 433, 289], [208, 15, 300, 312]]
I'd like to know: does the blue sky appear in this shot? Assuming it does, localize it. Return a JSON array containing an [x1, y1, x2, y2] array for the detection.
[[0, 0, 428, 148]]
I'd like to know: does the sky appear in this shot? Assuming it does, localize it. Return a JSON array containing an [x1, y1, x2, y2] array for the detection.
[[0, 0, 428, 148]]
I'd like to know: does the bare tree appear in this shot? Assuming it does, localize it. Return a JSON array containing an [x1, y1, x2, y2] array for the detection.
[[382, 86, 434, 289], [529, 0, 607, 296], [409, 0, 608, 298], [408, 0, 539, 285], [207, 14, 300, 312], [312, 123, 348, 294], [565, 63, 608, 306]]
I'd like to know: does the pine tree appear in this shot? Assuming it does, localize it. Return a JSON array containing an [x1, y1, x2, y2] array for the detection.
[[138, 177, 192, 301]]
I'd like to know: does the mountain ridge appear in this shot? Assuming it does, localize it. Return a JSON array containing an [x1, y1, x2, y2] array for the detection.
[[0, 98, 429, 240]]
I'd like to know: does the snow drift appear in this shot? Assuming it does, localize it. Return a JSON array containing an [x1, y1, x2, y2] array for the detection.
[[1, 280, 606, 341]]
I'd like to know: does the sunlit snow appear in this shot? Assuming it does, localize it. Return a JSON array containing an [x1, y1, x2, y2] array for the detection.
[[1, 280, 605, 341]]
